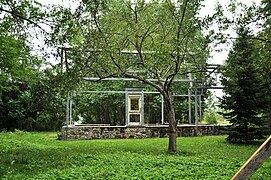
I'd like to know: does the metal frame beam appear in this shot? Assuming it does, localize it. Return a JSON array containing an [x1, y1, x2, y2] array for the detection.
[[83, 77, 194, 82]]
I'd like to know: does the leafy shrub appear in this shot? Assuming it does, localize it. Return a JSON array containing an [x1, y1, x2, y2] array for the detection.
[[204, 112, 218, 124]]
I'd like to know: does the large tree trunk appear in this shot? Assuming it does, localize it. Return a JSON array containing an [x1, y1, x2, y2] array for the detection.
[[164, 93, 177, 153]]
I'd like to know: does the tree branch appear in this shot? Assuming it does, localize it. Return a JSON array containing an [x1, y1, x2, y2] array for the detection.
[[125, 73, 167, 97], [0, 7, 47, 33]]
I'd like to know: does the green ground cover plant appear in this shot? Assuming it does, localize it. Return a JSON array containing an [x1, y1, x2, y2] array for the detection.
[[0, 131, 270, 179]]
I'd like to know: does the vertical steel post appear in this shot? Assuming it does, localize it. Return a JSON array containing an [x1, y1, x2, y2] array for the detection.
[[125, 89, 128, 126], [188, 73, 193, 124], [161, 94, 164, 124], [69, 95, 73, 125], [141, 89, 144, 126], [199, 94, 202, 124], [195, 88, 198, 125], [66, 95, 69, 126], [188, 89, 192, 124]]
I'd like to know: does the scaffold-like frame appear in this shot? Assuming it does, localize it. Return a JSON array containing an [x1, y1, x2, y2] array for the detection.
[[60, 47, 223, 127]]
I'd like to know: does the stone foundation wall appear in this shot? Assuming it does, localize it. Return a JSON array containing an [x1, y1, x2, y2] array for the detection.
[[61, 125, 228, 140]]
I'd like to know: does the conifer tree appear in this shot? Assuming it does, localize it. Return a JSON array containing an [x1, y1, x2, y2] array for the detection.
[[220, 26, 268, 143]]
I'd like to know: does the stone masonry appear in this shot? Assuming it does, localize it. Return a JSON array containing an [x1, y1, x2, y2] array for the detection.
[[61, 125, 228, 140]]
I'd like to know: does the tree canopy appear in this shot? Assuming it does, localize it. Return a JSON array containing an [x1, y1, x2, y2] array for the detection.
[[49, 0, 210, 152]]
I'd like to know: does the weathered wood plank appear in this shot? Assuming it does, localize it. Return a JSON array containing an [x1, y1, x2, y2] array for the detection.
[[231, 135, 271, 180]]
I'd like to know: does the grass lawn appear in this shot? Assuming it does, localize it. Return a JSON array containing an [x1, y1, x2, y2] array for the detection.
[[0, 131, 270, 179]]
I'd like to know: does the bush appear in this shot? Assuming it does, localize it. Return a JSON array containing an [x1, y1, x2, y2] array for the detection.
[[204, 112, 218, 124]]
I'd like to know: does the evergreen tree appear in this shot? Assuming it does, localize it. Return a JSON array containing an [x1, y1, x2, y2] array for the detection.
[[258, 0, 271, 132], [220, 26, 268, 143]]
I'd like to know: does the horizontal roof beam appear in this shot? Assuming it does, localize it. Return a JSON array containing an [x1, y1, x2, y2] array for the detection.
[[72, 90, 199, 97], [83, 77, 194, 82]]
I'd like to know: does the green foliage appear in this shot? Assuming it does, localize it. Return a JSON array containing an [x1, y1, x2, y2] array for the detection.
[[0, 65, 69, 131], [49, 0, 210, 82], [257, 0, 271, 131], [0, 0, 67, 131], [0, 0, 46, 40], [220, 27, 268, 143], [208, 0, 271, 141], [48, 1, 211, 152], [203, 92, 225, 125], [0, 34, 40, 130], [0, 132, 270, 179], [69, 79, 193, 125], [204, 112, 218, 125]]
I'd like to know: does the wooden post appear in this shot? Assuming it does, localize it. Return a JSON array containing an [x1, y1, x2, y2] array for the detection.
[[232, 135, 271, 180]]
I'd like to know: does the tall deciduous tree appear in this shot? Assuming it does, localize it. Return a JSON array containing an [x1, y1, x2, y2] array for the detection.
[[220, 26, 268, 143], [50, 0, 209, 153], [0, 0, 66, 131]]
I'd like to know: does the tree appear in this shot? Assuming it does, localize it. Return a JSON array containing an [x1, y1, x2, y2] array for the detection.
[[206, 0, 271, 142], [50, 0, 210, 153], [220, 26, 268, 143], [257, 0, 271, 132], [0, 0, 69, 131], [0, 28, 43, 130]]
